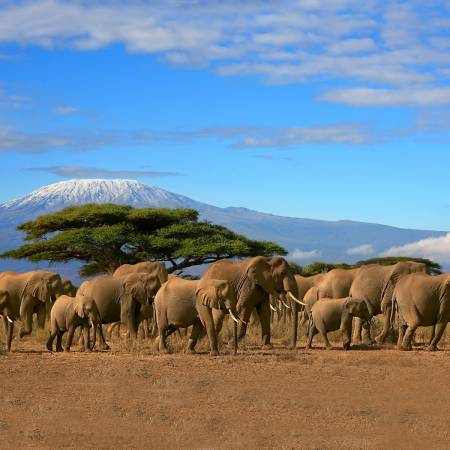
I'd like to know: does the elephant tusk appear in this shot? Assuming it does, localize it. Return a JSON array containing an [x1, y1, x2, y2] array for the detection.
[[287, 291, 306, 306], [281, 299, 291, 309], [6, 315, 13, 323], [228, 309, 239, 324], [269, 304, 277, 312], [89, 320, 94, 328]]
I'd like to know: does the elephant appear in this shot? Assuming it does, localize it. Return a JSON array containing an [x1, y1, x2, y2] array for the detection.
[[113, 261, 168, 285], [306, 297, 372, 350], [349, 261, 427, 344], [46, 295, 101, 352], [77, 273, 155, 349], [301, 268, 361, 327], [394, 273, 450, 351], [61, 279, 77, 297], [0, 271, 51, 350], [112, 261, 167, 338], [202, 256, 301, 349], [154, 277, 242, 355]]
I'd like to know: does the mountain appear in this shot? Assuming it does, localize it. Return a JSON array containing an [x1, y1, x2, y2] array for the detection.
[[0, 179, 446, 280]]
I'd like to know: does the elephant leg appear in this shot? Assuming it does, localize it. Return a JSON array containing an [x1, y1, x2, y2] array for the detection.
[[6, 320, 14, 352], [235, 306, 252, 341], [427, 321, 448, 351], [305, 323, 318, 350], [361, 320, 373, 345], [65, 325, 76, 352], [81, 326, 91, 352], [36, 302, 47, 329], [19, 306, 34, 338], [340, 318, 352, 350], [401, 325, 417, 351], [198, 305, 219, 356], [256, 301, 272, 349], [46, 321, 58, 352], [352, 317, 363, 344], [56, 331, 64, 352], [121, 304, 138, 343], [397, 324, 407, 348], [187, 319, 204, 354], [375, 306, 392, 344], [316, 322, 331, 349], [2, 316, 8, 339], [428, 325, 436, 346], [97, 325, 110, 350], [158, 322, 170, 354], [212, 308, 225, 335]]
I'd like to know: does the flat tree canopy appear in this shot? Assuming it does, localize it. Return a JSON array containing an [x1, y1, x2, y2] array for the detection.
[[290, 256, 442, 276], [0, 204, 286, 276]]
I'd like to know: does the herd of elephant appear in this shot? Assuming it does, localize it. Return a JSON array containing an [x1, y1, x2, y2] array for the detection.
[[0, 257, 449, 355]]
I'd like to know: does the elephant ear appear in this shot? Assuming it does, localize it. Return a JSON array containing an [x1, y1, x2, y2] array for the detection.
[[31, 280, 51, 303], [0, 290, 8, 308], [438, 280, 450, 310], [75, 298, 86, 318], [196, 285, 223, 310]]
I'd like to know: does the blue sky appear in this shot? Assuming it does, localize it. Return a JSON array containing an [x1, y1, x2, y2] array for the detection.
[[1, 1, 450, 232]]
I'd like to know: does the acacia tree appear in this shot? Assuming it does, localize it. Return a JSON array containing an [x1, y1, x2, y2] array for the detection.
[[0, 204, 286, 276]]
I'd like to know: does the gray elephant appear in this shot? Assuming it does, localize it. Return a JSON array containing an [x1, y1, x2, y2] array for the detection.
[[350, 262, 427, 344], [0, 271, 51, 350], [154, 277, 242, 355], [78, 273, 155, 349], [203, 256, 301, 349], [0, 289, 14, 350], [61, 278, 77, 297], [113, 261, 167, 338], [394, 273, 450, 351], [306, 297, 372, 350], [46, 295, 100, 352]]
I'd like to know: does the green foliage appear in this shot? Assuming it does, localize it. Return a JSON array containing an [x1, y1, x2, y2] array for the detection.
[[355, 256, 442, 275], [289, 256, 442, 276], [2, 204, 286, 276]]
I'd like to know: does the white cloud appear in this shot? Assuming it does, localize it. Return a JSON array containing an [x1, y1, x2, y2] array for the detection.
[[320, 87, 450, 107], [0, 1, 450, 105], [346, 244, 374, 256], [291, 248, 321, 260], [54, 106, 78, 115], [382, 233, 450, 264]]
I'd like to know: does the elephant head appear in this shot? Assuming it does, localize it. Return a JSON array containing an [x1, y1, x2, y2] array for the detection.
[[75, 296, 101, 326], [139, 274, 162, 305], [245, 257, 278, 297], [0, 290, 13, 321], [35, 271, 64, 301], [195, 279, 242, 323], [266, 256, 300, 304], [62, 279, 77, 296], [345, 298, 372, 321], [121, 274, 148, 306]]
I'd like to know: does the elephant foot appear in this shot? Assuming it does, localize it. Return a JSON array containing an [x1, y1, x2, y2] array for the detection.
[[160, 348, 170, 354], [325, 345, 332, 351], [343, 342, 350, 351], [363, 339, 374, 346], [374, 335, 385, 344], [46, 343, 53, 352], [56, 346, 63, 352], [426, 344, 438, 352], [398, 344, 412, 351], [209, 350, 219, 357], [84, 348, 92, 353], [186, 348, 196, 354], [261, 343, 273, 350], [98, 344, 110, 351], [64, 347, 71, 352]]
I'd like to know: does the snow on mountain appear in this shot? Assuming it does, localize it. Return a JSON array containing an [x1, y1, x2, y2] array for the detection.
[[0, 178, 447, 280]]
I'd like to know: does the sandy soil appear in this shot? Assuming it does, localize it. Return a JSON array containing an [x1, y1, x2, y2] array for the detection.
[[1, 336, 450, 450]]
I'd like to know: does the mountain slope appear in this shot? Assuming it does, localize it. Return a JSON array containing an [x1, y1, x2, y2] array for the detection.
[[0, 179, 446, 280]]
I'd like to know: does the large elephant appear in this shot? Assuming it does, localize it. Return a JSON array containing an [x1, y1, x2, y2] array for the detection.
[[47, 295, 101, 352], [155, 277, 242, 355], [306, 297, 372, 350], [78, 273, 155, 349], [203, 256, 300, 349], [0, 271, 51, 350], [395, 273, 450, 351], [113, 261, 167, 337], [350, 261, 427, 343]]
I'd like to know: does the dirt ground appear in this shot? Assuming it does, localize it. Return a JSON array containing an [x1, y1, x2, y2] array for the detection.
[[2, 332, 450, 450]]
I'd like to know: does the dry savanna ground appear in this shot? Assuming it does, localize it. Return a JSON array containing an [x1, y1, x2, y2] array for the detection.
[[1, 318, 450, 449]]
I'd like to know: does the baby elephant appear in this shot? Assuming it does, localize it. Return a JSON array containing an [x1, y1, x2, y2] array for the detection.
[[306, 297, 372, 350], [47, 295, 100, 352]]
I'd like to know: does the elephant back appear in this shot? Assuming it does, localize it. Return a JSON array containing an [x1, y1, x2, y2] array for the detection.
[[114, 261, 168, 284]]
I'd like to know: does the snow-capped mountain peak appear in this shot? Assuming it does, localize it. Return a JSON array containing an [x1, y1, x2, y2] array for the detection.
[[1, 179, 200, 212]]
